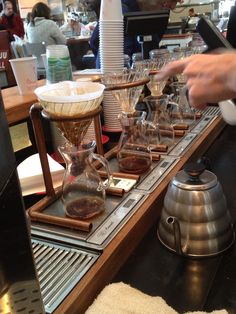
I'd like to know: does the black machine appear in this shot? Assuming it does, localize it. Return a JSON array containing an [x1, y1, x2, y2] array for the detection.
[[196, 16, 232, 51], [123, 10, 169, 59], [0, 90, 45, 313], [197, 16, 236, 116]]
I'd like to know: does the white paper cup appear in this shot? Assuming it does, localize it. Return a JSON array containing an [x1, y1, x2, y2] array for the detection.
[[9, 57, 37, 95], [100, 0, 123, 21], [41, 53, 47, 69]]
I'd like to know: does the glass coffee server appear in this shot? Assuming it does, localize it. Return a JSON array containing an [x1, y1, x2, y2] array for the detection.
[[33, 81, 112, 220], [169, 46, 196, 128], [102, 69, 155, 174]]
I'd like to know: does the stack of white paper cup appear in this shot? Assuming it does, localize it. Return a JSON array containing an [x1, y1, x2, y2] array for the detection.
[[9, 57, 38, 95], [99, 0, 124, 131]]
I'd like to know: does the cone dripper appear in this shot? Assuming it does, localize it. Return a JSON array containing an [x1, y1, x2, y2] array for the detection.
[[34, 81, 105, 147], [102, 69, 149, 114], [55, 115, 93, 147], [133, 59, 169, 97]]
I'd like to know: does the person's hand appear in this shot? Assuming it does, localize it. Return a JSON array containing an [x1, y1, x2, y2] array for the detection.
[[155, 52, 236, 109]]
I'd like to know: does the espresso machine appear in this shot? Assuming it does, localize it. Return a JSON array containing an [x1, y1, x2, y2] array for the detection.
[[0, 90, 45, 313]]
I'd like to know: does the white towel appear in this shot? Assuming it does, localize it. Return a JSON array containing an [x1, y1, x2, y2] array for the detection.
[[85, 282, 228, 314]]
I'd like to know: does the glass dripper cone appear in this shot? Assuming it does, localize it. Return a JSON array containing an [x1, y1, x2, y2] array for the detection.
[[133, 59, 169, 97], [56, 117, 92, 147], [172, 47, 194, 84], [102, 69, 149, 114]]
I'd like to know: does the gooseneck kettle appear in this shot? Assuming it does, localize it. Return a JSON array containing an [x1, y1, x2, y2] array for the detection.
[[157, 163, 235, 257]]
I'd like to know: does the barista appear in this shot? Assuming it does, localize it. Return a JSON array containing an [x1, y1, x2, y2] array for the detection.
[[188, 8, 198, 17], [155, 50, 236, 109]]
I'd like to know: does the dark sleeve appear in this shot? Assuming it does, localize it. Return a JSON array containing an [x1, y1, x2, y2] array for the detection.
[[89, 22, 99, 56], [0, 24, 6, 31], [227, 6, 236, 48], [10, 14, 25, 38], [122, 1, 141, 56]]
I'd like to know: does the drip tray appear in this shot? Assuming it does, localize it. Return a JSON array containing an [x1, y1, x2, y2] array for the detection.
[[32, 238, 99, 314], [31, 154, 180, 251], [31, 190, 149, 251]]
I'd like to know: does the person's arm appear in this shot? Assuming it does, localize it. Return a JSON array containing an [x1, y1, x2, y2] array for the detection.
[[122, 2, 141, 57], [155, 52, 236, 109], [50, 20, 67, 45], [89, 22, 99, 56], [12, 14, 25, 38]]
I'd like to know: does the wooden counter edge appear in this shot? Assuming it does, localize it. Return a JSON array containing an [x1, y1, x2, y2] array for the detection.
[[53, 116, 226, 314], [2, 80, 45, 125]]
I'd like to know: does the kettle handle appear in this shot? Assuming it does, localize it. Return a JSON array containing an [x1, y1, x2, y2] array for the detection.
[[166, 216, 184, 256]]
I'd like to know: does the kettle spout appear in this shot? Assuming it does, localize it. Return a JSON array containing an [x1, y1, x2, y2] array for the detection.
[[166, 216, 183, 255]]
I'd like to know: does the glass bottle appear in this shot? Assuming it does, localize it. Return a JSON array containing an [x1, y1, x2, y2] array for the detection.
[[59, 140, 112, 219], [117, 111, 152, 174]]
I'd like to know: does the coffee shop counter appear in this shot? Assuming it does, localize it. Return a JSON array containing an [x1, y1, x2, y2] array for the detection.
[[113, 125, 236, 314], [50, 114, 228, 314]]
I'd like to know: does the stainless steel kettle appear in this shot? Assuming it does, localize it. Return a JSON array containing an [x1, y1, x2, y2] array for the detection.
[[157, 163, 235, 257]]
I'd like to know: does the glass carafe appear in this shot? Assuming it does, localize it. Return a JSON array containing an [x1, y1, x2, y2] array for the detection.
[[145, 95, 174, 147], [59, 140, 112, 219], [170, 82, 196, 127], [117, 111, 152, 174]]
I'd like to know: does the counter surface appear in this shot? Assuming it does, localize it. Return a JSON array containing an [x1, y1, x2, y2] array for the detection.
[[2, 80, 45, 125], [113, 125, 236, 314], [52, 114, 227, 314]]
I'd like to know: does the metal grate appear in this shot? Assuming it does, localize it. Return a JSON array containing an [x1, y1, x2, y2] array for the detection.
[[32, 238, 99, 314], [201, 106, 220, 116]]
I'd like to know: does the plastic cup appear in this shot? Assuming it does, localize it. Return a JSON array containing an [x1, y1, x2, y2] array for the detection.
[[46, 45, 73, 84], [9, 57, 37, 95], [100, 0, 123, 21]]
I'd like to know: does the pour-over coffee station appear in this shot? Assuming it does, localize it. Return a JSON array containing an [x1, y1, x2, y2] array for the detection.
[[2, 49, 236, 314], [1, 0, 236, 313], [24, 65, 233, 313]]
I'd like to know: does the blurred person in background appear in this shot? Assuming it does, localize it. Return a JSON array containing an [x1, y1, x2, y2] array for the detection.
[[216, 11, 229, 33], [27, 2, 67, 46], [60, 12, 81, 37], [188, 8, 198, 17], [155, 50, 236, 109], [88, 0, 183, 68], [0, 0, 24, 40]]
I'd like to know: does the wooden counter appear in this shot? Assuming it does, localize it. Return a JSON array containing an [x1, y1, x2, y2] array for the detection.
[[52, 115, 226, 314], [2, 80, 45, 126]]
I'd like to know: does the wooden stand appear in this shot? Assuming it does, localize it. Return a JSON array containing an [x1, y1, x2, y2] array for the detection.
[[28, 103, 105, 231]]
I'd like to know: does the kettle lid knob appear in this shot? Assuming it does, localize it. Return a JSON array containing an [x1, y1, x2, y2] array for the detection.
[[184, 162, 205, 181]]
